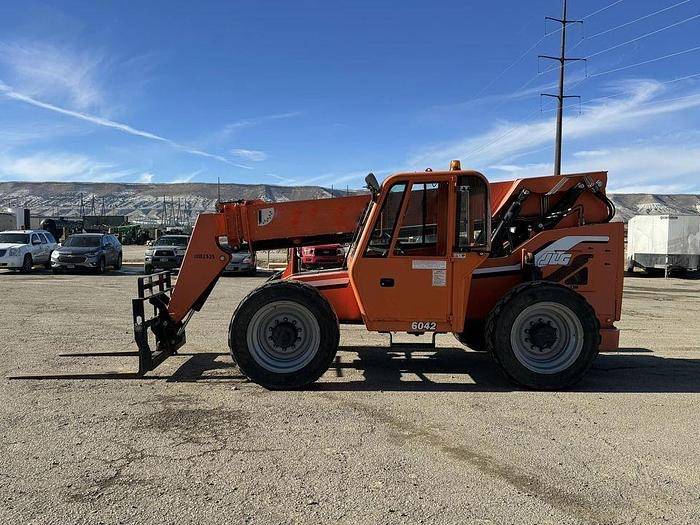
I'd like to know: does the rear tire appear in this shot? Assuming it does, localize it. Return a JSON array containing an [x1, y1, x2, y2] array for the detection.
[[115, 254, 122, 270], [144, 264, 153, 274], [20, 254, 32, 273], [486, 281, 599, 390], [229, 280, 339, 389]]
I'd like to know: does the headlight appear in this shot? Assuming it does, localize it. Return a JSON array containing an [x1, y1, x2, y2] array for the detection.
[[51, 251, 59, 259], [176, 248, 186, 256], [242, 256, 251, 263], [84, 252, 98, 258], [145, 250, 154, 256], [8, 248, 20, 256]]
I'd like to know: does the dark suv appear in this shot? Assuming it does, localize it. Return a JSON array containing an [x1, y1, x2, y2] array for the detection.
[[51, 233, 122, 273], [144, 235, 189, 273]]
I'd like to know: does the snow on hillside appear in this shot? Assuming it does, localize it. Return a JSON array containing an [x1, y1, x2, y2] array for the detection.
[[0, 181, 353, 224]]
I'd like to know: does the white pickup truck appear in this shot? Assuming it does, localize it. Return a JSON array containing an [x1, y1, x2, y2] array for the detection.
[[0, 230, 58, 273]]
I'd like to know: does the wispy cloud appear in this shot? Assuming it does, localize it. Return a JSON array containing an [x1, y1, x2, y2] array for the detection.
[[409, 79, 700, 170], [487, 143, 700, 193], [137, 172, 154, 183], [232, 148, 268, 162], [573, 149, 611, 158], [0, 80, 252, 169], [222, 111, 302, 134], [170, 168, 204, 184], [266, 173, 296, 184], [0, 41, 105, 110], [0, 151, 136, 182]]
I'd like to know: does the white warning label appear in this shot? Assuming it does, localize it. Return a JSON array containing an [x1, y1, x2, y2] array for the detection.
[[412, 260, 447, 270], [432, 269, 446, 287]]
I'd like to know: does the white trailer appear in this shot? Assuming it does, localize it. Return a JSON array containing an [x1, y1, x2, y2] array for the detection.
[[627, 214, 700, 275]]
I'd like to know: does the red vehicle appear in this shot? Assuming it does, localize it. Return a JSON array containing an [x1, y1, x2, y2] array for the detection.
[[301, 244, 344, 269]]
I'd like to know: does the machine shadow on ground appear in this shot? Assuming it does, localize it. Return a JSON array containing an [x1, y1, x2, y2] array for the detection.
[[8, 346, 700, 394], [310, 347, 700, 394]]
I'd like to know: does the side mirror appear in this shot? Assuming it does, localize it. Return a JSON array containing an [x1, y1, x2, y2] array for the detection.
[[365, 173, 380, 200]]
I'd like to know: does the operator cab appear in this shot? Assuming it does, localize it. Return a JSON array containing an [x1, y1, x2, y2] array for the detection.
[[349, 162, 491, 332]]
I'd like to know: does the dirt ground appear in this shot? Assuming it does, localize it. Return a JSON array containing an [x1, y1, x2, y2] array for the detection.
[[1, 268, 699, 525]]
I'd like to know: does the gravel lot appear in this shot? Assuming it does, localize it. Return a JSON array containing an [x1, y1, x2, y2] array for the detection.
[[1, 268, 699, 524]]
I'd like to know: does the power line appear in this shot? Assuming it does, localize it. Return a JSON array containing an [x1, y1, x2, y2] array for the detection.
[[462, 0, 628, 160], [584, 13, 700, 59], [472, 36, 549, 100], [464, 107, 545, 159], [581, 0, 625, 20], [587, 45, 700, 78], [466, 0, 623, 103], [585, 0, 691, 40]]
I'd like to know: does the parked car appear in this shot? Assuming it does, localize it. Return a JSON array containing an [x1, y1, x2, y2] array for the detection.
[[301, 244, 345, 269], [224, 249, 256, 276], [51, 233, 122, 273], [144, 235, 189, 273], [0, 230, 57, 273]]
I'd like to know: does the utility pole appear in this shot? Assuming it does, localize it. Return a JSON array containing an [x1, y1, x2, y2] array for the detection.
[[539, 0, 584, 176]]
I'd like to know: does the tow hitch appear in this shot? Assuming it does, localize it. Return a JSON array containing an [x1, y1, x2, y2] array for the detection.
[[132, 271, 187, 375]]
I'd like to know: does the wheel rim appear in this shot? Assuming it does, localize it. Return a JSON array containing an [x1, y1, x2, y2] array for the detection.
[[509, 301, 584, 375], [246, 300, 321, 373]]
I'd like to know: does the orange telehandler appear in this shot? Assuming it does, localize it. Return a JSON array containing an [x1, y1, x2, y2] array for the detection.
[[132, 161, 623, 389]]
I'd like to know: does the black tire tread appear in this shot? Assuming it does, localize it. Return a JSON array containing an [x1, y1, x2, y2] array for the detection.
[[228, 279, 339, 389], [20, 254, 32, 273], [485, 280, 600, 390]]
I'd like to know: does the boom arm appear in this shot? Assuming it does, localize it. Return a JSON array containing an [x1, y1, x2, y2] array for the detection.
[[167, 194, 371, 322]]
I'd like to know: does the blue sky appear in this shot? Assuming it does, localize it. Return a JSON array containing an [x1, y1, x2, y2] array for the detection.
[[1, 0, 700, 192]]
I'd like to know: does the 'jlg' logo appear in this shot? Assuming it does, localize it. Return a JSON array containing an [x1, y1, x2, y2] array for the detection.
[[535, 252, 572, 267]]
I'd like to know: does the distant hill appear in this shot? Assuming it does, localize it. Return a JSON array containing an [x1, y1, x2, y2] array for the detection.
[[609, 194, 700, 222], [0, 181, 357, 225], [0, 181, 698, 225]]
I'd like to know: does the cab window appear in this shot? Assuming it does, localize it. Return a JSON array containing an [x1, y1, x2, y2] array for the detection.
[[394, 182, 449, 256], [455, 175, 489, 251], [364, 183, 407, 257]]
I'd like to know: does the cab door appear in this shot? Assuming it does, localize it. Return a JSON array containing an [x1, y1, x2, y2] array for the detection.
[[350, 173, 490, 333]]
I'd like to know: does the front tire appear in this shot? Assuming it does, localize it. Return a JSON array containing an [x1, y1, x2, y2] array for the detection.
[[95, 256, 106, 274], [229, 281, 339, 389], [486, 281, 599, 390], [114, 254, 122, 270], [20, 254, 32, 273]]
